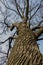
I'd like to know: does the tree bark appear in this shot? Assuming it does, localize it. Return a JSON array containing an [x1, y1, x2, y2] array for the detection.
[[6, 22, 43, 65]]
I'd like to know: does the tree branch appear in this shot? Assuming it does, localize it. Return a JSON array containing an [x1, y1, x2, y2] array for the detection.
[[0, 31, 17, 45], [0, 36, 17, 45], [16, 3, 23, 13], [0, 37, 13, 45], [30, 4, 41, 20], [7, 39, 12, 58], [35, 28, 43, 38], [15, 0, 24, 18], [37, 38, 43, 41], [32, 26, 43, 31], [29, 3, 39, 12], [31, 20, 43, 31], [0, 0, 19, 15], [25, 0, 29, 21]]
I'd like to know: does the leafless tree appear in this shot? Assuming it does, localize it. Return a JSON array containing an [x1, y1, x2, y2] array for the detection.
[[0, 0, 43, 65]]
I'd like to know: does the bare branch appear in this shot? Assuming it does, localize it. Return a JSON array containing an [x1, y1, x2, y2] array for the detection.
[[30, 4, 41, 20], [35, 28, 43, 38], [6, 36, 18, 57], [25, 0, 29, 21], [0, 37, 15, 45], [29, 3, 39, 12], [32, 26, 43, 31], [37, 38, 43, 41], [0, 0, 19, 15], [15, 0, 24, 18], [31, 20, 43, 30], [0, 31, 17, 45], [7, 39, 12, 58], [16, 3, 23, 13], [0, 6, 12, 31]]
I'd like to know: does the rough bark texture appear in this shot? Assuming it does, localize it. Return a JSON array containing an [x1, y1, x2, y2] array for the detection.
[[6, 22, 43, 65]]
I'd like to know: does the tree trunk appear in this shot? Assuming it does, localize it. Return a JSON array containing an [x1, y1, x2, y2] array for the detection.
[[6, 22, 43, 65]]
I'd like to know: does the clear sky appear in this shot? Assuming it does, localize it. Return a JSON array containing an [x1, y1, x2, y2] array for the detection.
[[38, 40, 43, 54]]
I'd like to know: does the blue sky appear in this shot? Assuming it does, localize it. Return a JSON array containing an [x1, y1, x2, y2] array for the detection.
[[38, 40, 43, 54]]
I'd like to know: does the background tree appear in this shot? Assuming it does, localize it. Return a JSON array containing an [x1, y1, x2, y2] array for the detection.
[[0, 0, 43, 65]]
